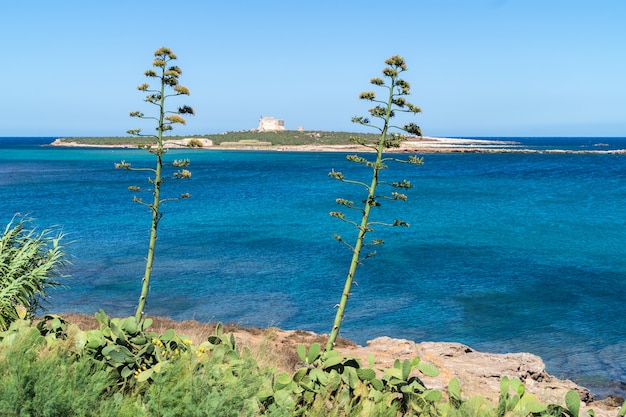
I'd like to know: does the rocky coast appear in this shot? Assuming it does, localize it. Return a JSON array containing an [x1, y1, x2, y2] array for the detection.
[[239, 328, 624, 417], [62, 314, 623, 417]]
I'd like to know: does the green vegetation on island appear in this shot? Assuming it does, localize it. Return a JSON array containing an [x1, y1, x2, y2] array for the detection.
[[54, 130, 384, 147]]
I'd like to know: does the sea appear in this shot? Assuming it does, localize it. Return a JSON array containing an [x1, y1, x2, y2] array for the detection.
[[1, 136, 625, 398]]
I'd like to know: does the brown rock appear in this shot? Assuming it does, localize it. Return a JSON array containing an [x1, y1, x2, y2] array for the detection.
[[338, 337, 619, 417]]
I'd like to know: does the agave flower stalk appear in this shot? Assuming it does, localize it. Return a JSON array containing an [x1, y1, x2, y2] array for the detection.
[[326, 56, 423, 351], [115, 47, 194, 322]]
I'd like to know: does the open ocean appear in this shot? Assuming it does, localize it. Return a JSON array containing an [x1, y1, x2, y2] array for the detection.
[[1, 136, 625, 398]]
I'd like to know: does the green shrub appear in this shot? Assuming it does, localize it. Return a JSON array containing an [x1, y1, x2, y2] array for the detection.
[[0, 322, 114, 417], [138, 344, 270, 416], [75, 310, 192, 391], [187, 138, 204, 147], [0, 216, 67, 331], [261, 342, 438, 416], [0, 316, 601, 416]]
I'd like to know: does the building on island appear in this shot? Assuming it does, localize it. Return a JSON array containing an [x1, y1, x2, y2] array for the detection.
[[256, 116, 286, 132]]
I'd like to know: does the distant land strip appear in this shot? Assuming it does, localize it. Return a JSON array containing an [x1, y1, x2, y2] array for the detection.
[[49, 131, 626, 154]]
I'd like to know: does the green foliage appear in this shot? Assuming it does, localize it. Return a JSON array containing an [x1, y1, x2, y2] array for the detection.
[[264, 343, 441, 416], [206, 321, 238, 351], [187, 137, 204, 147], [0, 316, 610, 416], [36, 313, 69, 340], [0, 306, 33, 345], [0, 319, 115, 417], [0, 216, 67, 331], [436, 376, 595, 417], [76, 310, 191, 390], [114, 47, 194, 321], [326, 55, 424, 351], [89, 324, 275, 417], [492, 376, 548, 416]]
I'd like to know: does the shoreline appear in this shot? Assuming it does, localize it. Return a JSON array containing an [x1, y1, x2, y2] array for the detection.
[[49, 136, 626, 154], [58, 312, 624, 416]]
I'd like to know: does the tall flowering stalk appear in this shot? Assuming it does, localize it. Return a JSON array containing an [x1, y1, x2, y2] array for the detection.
[[326, 56, 423, 351], [115, 47, 194, 322]]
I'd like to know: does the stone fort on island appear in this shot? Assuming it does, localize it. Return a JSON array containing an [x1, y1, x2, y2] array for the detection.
[[256, 116, 286, 132]]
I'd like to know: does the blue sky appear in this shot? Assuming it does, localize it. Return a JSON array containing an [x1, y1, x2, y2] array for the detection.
[[1, 1, 624, 137]]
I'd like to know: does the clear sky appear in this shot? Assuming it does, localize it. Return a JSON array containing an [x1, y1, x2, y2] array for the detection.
[[1, 1, 625, 137]]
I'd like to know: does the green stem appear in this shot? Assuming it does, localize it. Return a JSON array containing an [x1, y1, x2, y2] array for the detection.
[[325, 76, 396, 351], [134, 71, 167, 322]]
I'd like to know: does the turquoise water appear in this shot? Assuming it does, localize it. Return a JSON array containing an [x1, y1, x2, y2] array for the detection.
[[1, 137, 625, 398]]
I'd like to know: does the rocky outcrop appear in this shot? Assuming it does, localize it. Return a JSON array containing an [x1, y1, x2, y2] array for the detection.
[[338, 337, 621, 417], [349, 338, 590, 402], [163, 138, 213, 147]]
